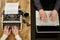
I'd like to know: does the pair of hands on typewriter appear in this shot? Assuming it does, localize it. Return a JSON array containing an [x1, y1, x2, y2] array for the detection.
[[1, 25, 22, 40], [39, 9, 58, 22], [4, 25, 18, 36]]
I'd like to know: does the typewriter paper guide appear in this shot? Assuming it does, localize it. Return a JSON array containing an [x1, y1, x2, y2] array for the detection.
[[4, 3, 18, 14], [36, 11, 59, 26]]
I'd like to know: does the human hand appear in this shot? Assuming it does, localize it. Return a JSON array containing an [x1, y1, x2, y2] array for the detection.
[[4, 25, 10, 36], [50, 10, 58, 22], [39, 9, 47, 21], [12, 25, 19, 36]]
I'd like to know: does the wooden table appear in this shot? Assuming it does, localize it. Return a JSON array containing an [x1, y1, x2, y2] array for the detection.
[[0, 0, 31, 40]]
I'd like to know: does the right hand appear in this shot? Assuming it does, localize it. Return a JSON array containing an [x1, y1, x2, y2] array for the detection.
[[12, 25, 19, 36], [39, 9, 47, 21]]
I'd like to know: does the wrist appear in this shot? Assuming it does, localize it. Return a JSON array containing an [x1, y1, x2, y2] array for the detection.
[[15, 34, 22, 40], [1, 34, 8, 40], [13, 31, 18, 36], [52, 10, 58, 15], [39, 9, 44, 12], [39, 9, 45, 14], [53, 9, 58, 13], [14, 33, 18, 36], [15, 34, 19, 38]]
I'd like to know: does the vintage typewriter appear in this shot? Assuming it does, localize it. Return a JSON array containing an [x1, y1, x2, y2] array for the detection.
[[2, 3, 23, 31]]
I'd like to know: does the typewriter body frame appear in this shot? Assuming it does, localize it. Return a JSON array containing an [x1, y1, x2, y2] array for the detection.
[[1, 9, 22, 31]]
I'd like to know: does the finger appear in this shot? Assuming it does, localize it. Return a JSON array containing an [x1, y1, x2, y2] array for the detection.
[[50, 16, 55, 22], [14, 26, 18, 29], [8, 30, 11, 35], [41, 17, 44, 21], [40, 16, 43, 21], [5, 25, 7, 28], [12, 26, 14, 31], [42, 16, 46, 21], [7, 26, 10, 30], [4, 25, 8, 30], [13, 25, 16, 29], [44, 17, 47, 22]]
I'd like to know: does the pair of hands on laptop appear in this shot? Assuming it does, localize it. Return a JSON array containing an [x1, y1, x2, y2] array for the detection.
[[4, 25, 18, 36], [39, 9, 58, 22]]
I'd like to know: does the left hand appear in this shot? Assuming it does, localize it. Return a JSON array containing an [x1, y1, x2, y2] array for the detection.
[[4, 25, 10, 36], [50, 10, 58, 22]]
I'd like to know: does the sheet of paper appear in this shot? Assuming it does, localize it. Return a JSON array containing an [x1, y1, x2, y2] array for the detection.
[[4, 3, 18, 14], [36, 11, 59, 26]]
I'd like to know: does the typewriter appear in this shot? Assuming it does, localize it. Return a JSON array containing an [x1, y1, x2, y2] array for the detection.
[[2, 3, 23, 31]]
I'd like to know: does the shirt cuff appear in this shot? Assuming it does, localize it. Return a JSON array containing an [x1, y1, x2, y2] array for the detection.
[[0, 34, 8, 40], [15, 34, 22, 40]]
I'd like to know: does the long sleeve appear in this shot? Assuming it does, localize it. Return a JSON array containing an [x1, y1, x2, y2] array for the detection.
[[54, 0, 60, 11], [33, 0, 42, 10], [0, 34, 8, 40], [15, 35, 22, 40]]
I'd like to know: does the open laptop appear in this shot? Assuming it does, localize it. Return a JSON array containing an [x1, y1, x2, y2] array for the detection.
[[36, 11, 59, 33]]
